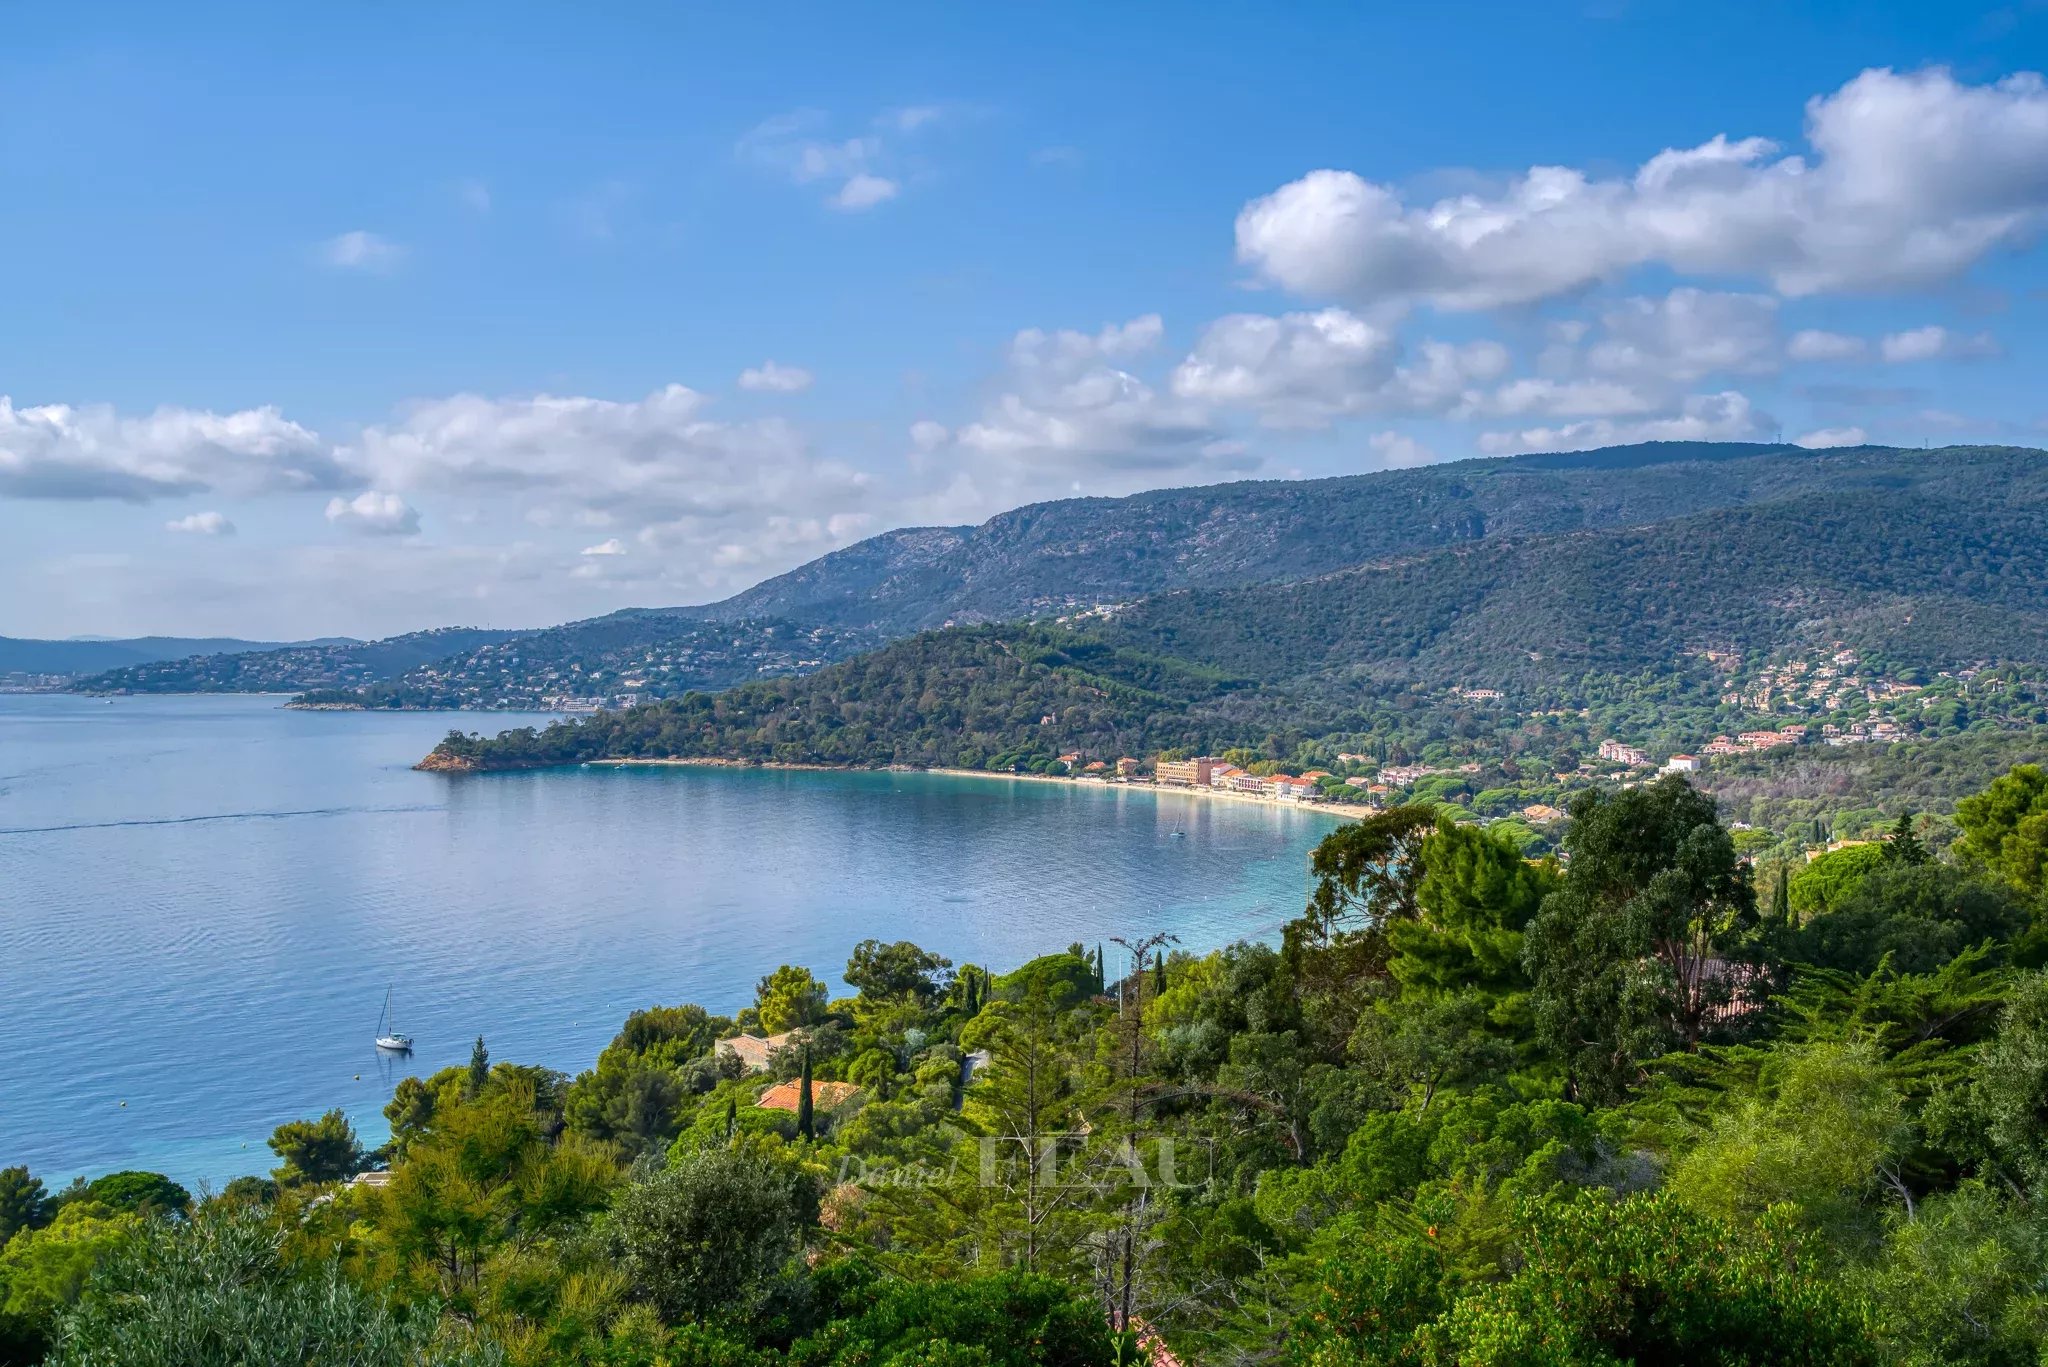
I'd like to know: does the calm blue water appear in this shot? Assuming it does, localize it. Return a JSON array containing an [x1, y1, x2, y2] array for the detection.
[[0, 694, 1335, 1190]]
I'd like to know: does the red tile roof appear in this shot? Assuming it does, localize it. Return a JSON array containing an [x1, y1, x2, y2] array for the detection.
[[756, 1080, 861, 1113]]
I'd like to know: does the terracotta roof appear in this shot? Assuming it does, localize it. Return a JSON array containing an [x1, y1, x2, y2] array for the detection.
[[716, 1030, 803, 1073], [756, 1079, 862, 1113]]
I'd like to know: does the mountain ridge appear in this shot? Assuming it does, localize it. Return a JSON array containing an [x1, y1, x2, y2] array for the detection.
[[427, 477, 2048, 778], [55, 441, 2048, 706]]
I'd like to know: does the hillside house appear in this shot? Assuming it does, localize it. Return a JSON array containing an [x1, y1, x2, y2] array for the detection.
[[717, 1030, 805, 1074], [1597, 739, 1648, 766], [757, 1079, 862, 1113]]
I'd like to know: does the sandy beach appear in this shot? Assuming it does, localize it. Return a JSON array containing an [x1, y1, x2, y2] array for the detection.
[[583, 756, 1372, 821]]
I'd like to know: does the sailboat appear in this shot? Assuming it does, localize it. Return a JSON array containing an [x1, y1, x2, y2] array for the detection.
[[374, 986, 414, 1052]]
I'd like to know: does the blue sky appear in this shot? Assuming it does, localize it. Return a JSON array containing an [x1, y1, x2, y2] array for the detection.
[[4, 1, 2046, 639]]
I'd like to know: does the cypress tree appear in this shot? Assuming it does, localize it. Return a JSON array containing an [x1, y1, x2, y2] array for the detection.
[[1770, 863, 1790, 926], [467, 1035, 490, 1098], [1887, 811, 1928, 865], [1152, 956, 1167, 998], [796, 1047, 815, 1141], [724, 1095, 738, 1143], [1095, 943, 1106, 994]]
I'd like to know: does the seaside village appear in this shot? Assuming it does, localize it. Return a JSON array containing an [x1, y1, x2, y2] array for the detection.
[[1043, 644, 1998, 822]]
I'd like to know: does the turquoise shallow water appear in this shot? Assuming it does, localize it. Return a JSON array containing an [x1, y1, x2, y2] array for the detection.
[[0, 694, 1336, 1190]]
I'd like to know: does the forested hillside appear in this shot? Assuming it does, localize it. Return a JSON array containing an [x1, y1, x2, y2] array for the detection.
[[427, 628, 1243, 771], [17, 767, 2048, 1365], [73, 627, 521, 695], [1101, 490, 2048, 690], [695, 443, 2048, 634], [428, 484, 2048, 798], [295, 615, 879, 710], [52, 442, 2048, 709], [0, 634, 330, 679]]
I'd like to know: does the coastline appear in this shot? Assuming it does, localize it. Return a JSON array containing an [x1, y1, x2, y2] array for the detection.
[[579, 756, 1371, 820]]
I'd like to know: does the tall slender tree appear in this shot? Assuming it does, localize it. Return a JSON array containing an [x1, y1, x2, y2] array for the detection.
[[1886, 810, 1929, 866], [966, 970, 1082, 1273], [1105, 932, 1178, 1329], [796, 1047, 815, 1142], [466, 1036, 490, 1099]]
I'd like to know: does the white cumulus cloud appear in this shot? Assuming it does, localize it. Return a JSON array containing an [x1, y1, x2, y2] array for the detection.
[[1583, 289, 1780, 383], [1237, 67, 2048, 310], [738, 108, 934, 212], [1879, 325, 2000, 362], [737, 361, 816, 393], [1788, 329, 1870, 362], [832, 174, 899, 210], [1367, 431, 1437, 468], [343, 384, 873, 568], [580, 538, 626, 556], [325, 490, 421, 536], [1478, 391, 1771, 455], [1796, 426, 1870, 448], [0, 396, 349, 502], [1171, 309, 1399, 428], [165, 510, 235, 536], [1172, 310, 1510, 428]]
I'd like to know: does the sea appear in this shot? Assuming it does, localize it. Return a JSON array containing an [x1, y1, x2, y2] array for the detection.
[[0, 693, 1338, 1190]]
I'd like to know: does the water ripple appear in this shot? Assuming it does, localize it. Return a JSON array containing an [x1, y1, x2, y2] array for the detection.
[[0, 803, 443, 837]]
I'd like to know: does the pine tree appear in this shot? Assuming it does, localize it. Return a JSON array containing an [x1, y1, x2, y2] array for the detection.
[[1102, 931, 1178, 1330], [1886, 810, 1929, 865], [467, 1035, 490, 1098], [967, 971, 1082, 1274], [796, 1047, 815, 1141]]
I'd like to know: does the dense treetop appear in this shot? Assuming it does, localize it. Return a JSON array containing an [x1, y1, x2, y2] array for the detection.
[[12, 765, 2048, 1365]]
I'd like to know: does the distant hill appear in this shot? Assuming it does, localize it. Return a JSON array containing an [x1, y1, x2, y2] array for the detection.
[[62, 441, 2048, 710], [430, 473, 2048, 774], [0, 635, 348, 677], [1099, 489, 2048, 690], [424, 627, 1241, 771], [74, 628, 520, 695], [686, 443, 2048, 635], [295, 613, 880, 710]]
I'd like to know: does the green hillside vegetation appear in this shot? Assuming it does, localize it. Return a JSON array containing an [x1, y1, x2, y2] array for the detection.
[[426, 480, 2048, 850], [697, 443, 2048, 635], [0, 636, 337, 679], [295, 615, 879, 710], [1100, 491, 2048, 691], [13, 770, 2048, 1364], [51, 442, 2048, 708], [429, 627, 1242, 771], [73, 627, 519, 695]]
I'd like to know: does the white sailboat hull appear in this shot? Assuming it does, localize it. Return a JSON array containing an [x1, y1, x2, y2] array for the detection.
[[375, 1034, 413, 1051]]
